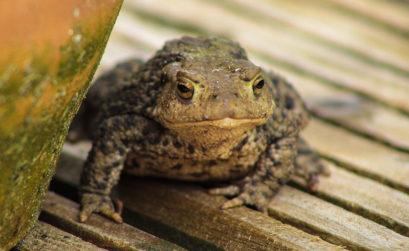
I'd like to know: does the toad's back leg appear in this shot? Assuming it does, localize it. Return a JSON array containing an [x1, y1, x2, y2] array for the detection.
[[294, 137, 329, 190]]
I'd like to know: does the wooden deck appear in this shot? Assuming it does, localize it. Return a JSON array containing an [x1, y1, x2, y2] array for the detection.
[[14, 0, 409, 250]]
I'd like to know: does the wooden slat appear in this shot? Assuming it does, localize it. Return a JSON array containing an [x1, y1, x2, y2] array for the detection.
[[268, 186, 409, 251], [40, 191, 185, 251], [14, 221, 107, 251], [118, 178, 344, 251], [292, 160, 409, 236], [226, 0, 409, 72], [302, 119, 409, 193], [292, 72, 409, 152], [55, 147, 345, 250], [124, 0, 409, 113]]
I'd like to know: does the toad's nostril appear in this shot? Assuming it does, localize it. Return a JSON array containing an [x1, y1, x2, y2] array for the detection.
[[233, 92, 239, 98], [212, 94, 219, 100]]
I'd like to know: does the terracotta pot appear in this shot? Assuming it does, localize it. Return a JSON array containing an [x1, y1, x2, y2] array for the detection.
[[0, 0, 123, 249]]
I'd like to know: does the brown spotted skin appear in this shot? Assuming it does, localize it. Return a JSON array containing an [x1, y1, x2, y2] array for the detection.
[[77, 36, 326, 222]]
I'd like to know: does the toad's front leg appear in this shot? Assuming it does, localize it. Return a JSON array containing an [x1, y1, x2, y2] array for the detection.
[[79, 115, 153, 223], [209, 136, 297, 212]]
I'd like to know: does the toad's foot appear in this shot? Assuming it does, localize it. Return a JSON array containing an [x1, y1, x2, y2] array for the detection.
[[208, 177, 274, 213], [79, 193, 123, 223]]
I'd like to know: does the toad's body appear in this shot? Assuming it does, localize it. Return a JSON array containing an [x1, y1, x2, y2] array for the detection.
[[76, 36, 325, 223]]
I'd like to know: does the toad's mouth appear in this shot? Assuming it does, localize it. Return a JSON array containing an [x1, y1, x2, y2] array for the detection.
[[169, 117, 268, 129]]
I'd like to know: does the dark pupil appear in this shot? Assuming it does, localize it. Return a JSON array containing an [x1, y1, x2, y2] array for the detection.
[[177, 84, 191, 93], [255, 79, 264, 89]]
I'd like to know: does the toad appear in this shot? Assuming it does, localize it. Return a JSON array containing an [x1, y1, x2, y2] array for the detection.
[[75, 36, 326, 223]]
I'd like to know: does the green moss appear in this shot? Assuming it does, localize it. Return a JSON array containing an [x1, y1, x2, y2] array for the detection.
[[58, 25, 100, 83], [0, 2, 123, 249]]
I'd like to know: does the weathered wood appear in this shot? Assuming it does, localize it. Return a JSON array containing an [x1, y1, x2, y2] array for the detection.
[[268, 186, 409, 251], [227, 0, 409, 72], [302, 119, 409, 193], [292, 72, 409, 152], [117, 178, 344, 251], [55, 146, 345, 250], [292, 161, 409, 237], [40, 191, 185, 251], [13, 221, 107, 251]]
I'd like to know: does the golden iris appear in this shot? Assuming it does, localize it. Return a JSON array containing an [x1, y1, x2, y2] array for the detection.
[[252, 76, 264, 96], [176, 79, 194, 100]]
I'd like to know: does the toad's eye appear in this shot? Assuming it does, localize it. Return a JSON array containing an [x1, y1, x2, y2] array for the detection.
[[176, 80, 194, 100], [252, 76, 264, 96]]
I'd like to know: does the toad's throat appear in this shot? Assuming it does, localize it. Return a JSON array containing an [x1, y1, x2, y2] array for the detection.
[[169, 117, 267, 129]]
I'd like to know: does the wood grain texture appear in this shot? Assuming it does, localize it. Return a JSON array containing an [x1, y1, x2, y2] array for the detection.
[[40, 191, 185, 251], [227, 0, 409, 72], [269, 186, 409, 250], [14, 221, 107, 251], [292, 161, 409, 237], [117, 177, 344, 251], [302, 119, 409, 193]]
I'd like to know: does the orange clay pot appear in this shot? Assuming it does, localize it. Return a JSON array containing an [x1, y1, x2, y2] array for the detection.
[[0, 1, 123, 249]]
